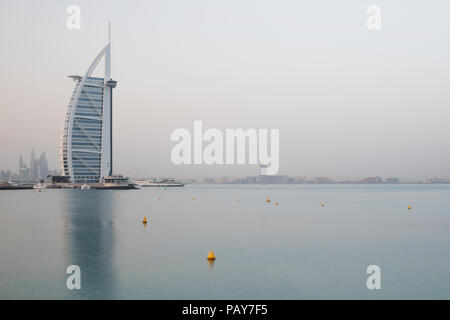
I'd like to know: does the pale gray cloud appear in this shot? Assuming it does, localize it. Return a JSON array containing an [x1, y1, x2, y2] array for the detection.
[[1, 0, 449, 180]]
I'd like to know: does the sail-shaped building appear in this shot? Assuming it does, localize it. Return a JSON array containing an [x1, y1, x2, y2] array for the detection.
[[60, 31, 117, 183]]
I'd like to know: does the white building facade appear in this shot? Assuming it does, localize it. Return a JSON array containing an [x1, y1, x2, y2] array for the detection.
[[60, 38, 117, 183]]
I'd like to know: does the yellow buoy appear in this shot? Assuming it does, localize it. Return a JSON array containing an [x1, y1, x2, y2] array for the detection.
[[207, 249, 216, 260], [142, 217, 147, 224], [266, 197, 271, 203], [408, 206, 412, 210], [192, 197, 195, 200], [321, 203, 325, 207]]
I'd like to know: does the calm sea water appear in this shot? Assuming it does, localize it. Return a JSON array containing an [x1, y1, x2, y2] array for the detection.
[[1, 184, 450, 299]]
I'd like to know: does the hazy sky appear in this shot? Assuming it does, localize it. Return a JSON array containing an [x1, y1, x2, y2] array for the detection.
[[1, 0, 450, 180]]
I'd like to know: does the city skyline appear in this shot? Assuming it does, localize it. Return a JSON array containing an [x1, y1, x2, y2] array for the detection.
[[3, 154, 450, 185], [0, 149, 57, 182]]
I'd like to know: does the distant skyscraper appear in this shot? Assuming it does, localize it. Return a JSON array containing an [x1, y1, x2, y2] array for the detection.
[[18, 154, 27, 181], [0, 170, 12, 182], [60, 26, 117, 183], [19, 155, 24, 170], [30, 149, 38, 181], [39, 152, 48, 180]]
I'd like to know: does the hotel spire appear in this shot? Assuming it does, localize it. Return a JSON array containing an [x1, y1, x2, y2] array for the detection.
[[60, 27, 117, 183]]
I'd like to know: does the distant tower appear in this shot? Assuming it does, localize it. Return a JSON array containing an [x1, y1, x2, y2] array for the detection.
[[60, 23, 117, 183], [18, 154, 28, 181], [30, 150, 34, 166], [19, 155, 24, 169], [30, 149, 38, 181], [39, 152, 48, 179]]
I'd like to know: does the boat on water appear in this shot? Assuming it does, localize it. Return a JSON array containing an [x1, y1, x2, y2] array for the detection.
[[80, 184, 91, 190], [33, 183, 47, 190], [0, 182, 34, 190], [133, 178, 184, 188], [91, 175, 139, 190]]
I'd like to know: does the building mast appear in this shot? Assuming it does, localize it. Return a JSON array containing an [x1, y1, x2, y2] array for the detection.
[[104, 21, 117, 177]]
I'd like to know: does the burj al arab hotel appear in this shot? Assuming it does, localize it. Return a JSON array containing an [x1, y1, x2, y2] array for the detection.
[[60, 28, 117, 183]]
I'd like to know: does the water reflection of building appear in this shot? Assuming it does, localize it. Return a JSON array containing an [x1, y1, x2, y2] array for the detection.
[[63, 191, 116, 298]]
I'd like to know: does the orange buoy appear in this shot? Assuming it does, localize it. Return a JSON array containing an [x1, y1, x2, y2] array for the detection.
[[142, 216, 147, 224], [275, 202, 279, 206], [266, 197, 271, 203], [207, 249, 216, 260], [408, 206, 412, 210]]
